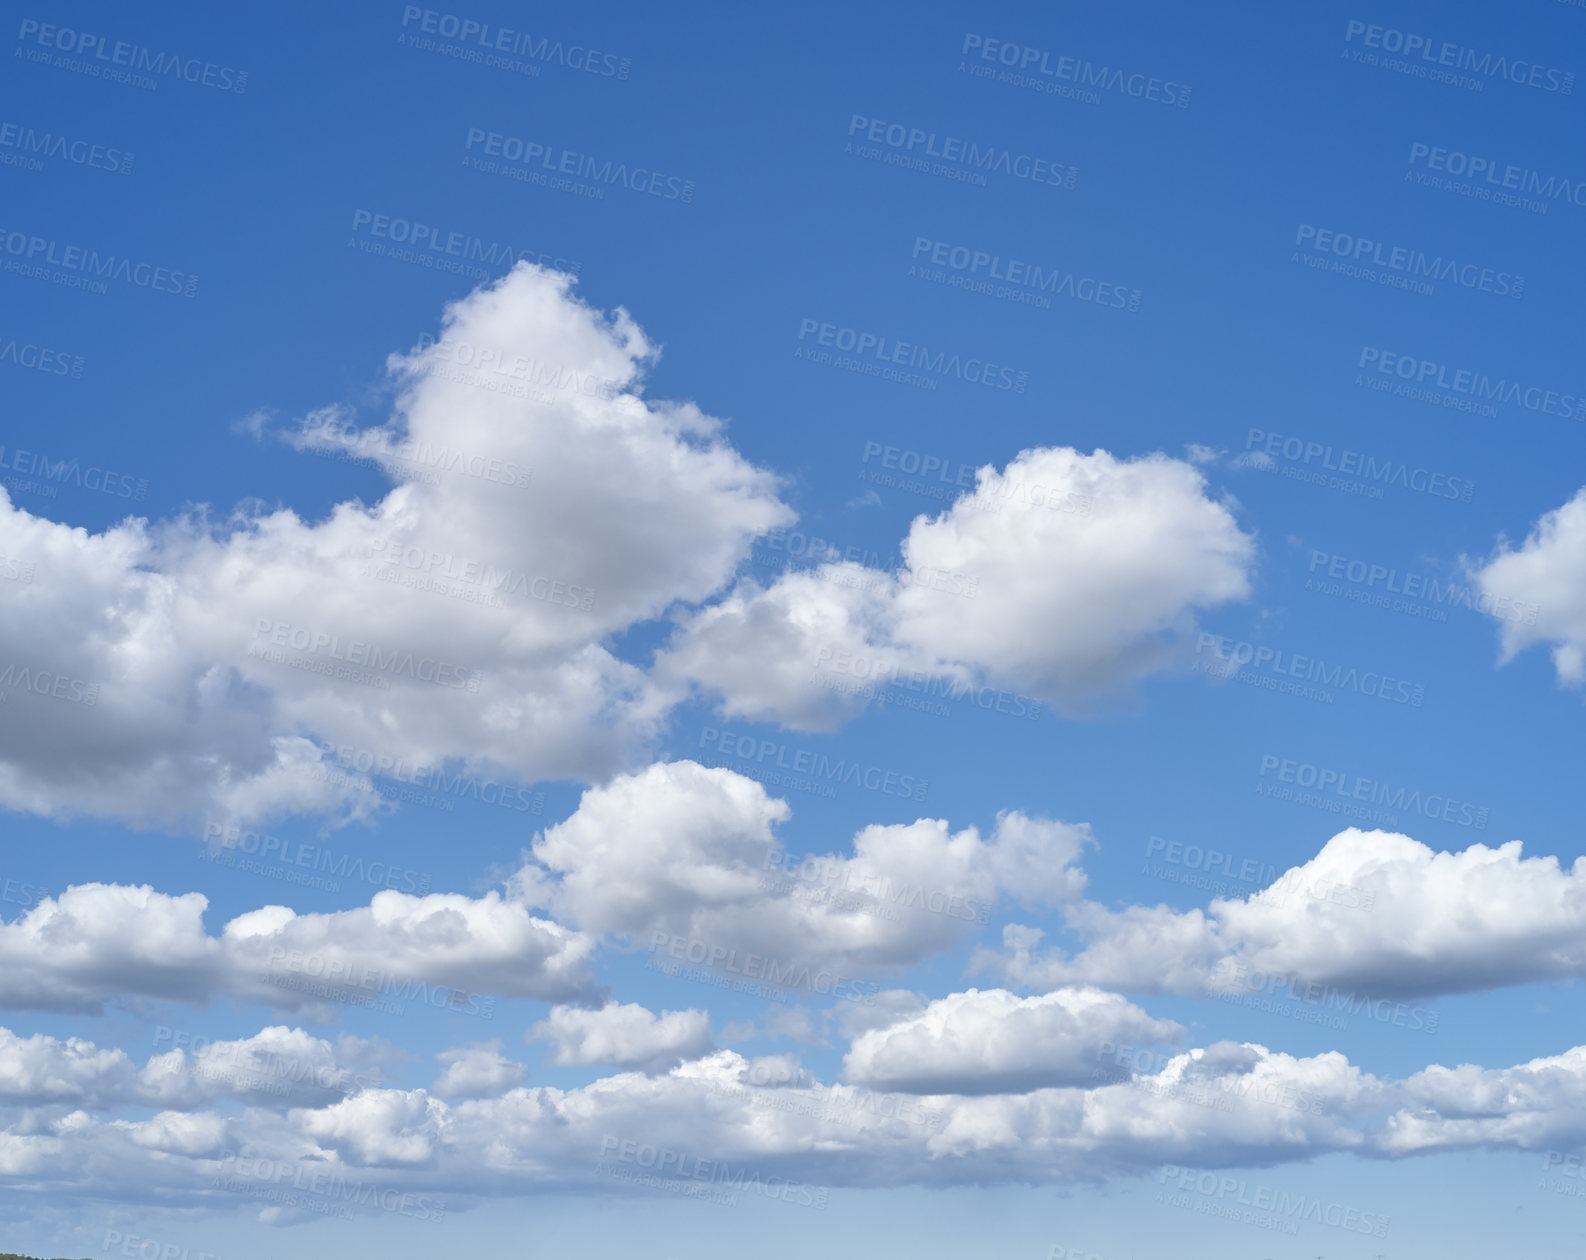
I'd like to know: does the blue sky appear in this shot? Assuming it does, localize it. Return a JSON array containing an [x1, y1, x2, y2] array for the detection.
[[4, 1, 1586, 1256]]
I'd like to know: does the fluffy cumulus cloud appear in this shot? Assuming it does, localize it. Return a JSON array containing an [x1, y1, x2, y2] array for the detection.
[[0, 882, 597, 1013], [430, 1042, 529, 1099], [1468, 487, 1586, 685], [0, 1027, 138, 1106], [514, 760, 1091, 974], [843, 987, 1181, 1094], [0, 263, 790, 831], [294, 1088, 446, 1165], [1376, 1044, 1586, 1156], [0, 1025, 383, 1109], [981, 828, 1586, 1003], [530, 1001, 714, 1071], [662, 447, 1255, 726]]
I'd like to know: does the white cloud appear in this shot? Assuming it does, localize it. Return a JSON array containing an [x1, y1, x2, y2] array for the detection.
[[656, 566, 903, 730], [430, 1041, 528, 1099], [530, 1002, 713, 1071], [1468, 487, 1586, 684], [516, 760, 1089, 975], [0, 764, 1085, 1018], [0, 1040, 1400, 1203], [832, 989, 928, 1039], [0, 1028, 136, 1105], [0, 881, 597, 1013], [293, 1089, 443, 1165], [891, 448, 1254, 706], [0, 263, 790, 831], [28, 1025, 1586, 1200], [1377, 1045, 1586, 1155], [137, 1026, 382, 1109], [843, 987, 1181, 1094], [662, 447, 1254, 725], [979, 828, 1586, 1003], [21, 820, 1584, 1032], [0, 270, 1257, 837]]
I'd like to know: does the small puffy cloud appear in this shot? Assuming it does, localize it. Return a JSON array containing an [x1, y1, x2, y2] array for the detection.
[[138, 1025, 381, 1109], [530, 1002, 714, 1072], [1468, 487, 1586, 684], [890, 448, 1254, 707], [0, 1024, 383, 1110], [844, 987, 1181, 1094], [431, 1041, 528, 1099], [833, 989, 928, 1039], [0, 883, 221, 1011], [1377, 1045, 1586, 1156], [657, 566, 902, 730], [221, 888, 599, 1008], [0, 1028, 137, 1105], [663, 447, 1254, 725], [0, 881, 597, 1014], [292, 1088, 443, 1166], [979, 828, 1586, 1004]]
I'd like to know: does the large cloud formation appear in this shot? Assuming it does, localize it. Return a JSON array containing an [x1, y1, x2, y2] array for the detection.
[[16, 1018, 1585, 1211], [0, 264, 789, 831], [0, 267, 1256, 831], [0, 764, 1090, 1016]]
